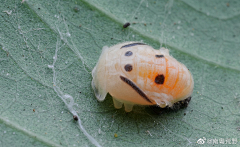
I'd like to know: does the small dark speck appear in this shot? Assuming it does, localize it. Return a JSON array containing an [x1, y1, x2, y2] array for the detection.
[[38, 8, 40, 10], [144, 23, 147, 26], [135, 17, 138, 19], [221, 107, 223, 109], [191, 110, 193, 112], [233, 35, 236, 37], [150, 23, 152, 25], [23, 109, 25, 111], [226, 3, 230, 7], [111, 38, 113, 40], [184, 113, 186, 116], [73, 115, 78, 121], [73, 6, 80, 12], [33, 109, 35, 112], [123, 22, 130, 28], [79, 92, 81, 94]]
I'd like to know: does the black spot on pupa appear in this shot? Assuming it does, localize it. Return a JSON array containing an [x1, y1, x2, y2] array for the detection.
[[124, 64, 132, 72], [155, 55, 164, 58], [155, 74, 165, 84], [125, 51, 133, 56], [123, 22, 130, 28]]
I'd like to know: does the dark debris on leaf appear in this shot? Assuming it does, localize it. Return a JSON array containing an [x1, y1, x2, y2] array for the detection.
[[123, 22, 130, 28], [73, 115, 78, 121]]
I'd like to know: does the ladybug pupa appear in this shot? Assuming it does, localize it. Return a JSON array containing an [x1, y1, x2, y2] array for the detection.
[[92, 42, 194, 112]]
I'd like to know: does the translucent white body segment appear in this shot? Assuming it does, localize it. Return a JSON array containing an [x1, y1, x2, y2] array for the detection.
[[124, 103, 134, 112], [159, 47, 169, 55], [112, 98, 123, 109], [91, 78, 107, 101], [91, 46, 109, 101]]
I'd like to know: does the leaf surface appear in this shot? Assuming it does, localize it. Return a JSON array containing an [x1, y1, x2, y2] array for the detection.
[[0, 0, 239, 146]]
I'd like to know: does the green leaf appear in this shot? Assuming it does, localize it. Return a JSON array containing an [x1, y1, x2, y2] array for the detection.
[[0, 0, 239, 146]]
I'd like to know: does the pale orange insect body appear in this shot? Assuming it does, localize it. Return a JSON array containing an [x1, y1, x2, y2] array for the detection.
[[92, 42, 194, 112]]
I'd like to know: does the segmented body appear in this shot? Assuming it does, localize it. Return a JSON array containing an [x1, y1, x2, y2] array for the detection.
[[92, 42, 194, 112]]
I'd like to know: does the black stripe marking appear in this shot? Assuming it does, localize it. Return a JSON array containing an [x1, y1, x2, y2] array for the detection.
[[120, 76, 152, 103], [155, 55, 164, 58], [120, 43, 146, 49]]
